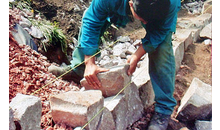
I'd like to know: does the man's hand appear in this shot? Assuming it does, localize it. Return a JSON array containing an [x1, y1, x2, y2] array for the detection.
[[127, 44, 146, 76], [127, 55, 139, 76], [84, 55, 109, 89]]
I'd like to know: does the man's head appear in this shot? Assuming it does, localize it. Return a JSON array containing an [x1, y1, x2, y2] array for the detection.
[[129, 0, 170, 23]]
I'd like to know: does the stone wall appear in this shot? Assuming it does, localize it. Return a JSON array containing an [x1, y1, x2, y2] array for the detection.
[[9, 1, 212, 129]]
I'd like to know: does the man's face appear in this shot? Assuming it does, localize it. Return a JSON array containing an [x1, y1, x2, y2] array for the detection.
[[129, 0, 147, 24]]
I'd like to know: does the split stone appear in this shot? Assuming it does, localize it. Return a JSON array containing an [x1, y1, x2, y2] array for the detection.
[[173, 41, 185, 73], [124, 83, 144, 125], [200, 23, 212, 39], [167, 118, 187, 130], [9, 93, 42, 130], [9, 108, 16, 130], [177, 78, 212, 122], [138, 80, 155, 109], [80, 64, 131, 97], [195, 120, 212, 130], [96, 108, 116, 130], [50, 90, 104, 129], [104, 94, 127, 130]]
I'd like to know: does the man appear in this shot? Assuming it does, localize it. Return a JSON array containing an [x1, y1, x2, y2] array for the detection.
[[49, 0, 180, 129]]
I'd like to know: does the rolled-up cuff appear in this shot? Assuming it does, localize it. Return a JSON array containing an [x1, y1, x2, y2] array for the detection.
[[141, 39, 156, 54], [82, 47, 100, 57]]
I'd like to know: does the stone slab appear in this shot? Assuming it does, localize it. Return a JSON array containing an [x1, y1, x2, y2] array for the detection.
[[50, 90, 104, 129]]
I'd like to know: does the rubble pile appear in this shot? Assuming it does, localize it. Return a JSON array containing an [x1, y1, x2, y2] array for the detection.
[[96, 36, 138, 68], [50, 72, 144, 130]]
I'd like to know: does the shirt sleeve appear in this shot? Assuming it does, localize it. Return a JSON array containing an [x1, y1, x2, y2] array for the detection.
[[79, 0, 118, 56]]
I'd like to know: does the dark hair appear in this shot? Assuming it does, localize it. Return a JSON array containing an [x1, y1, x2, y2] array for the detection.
[[132, 0, 170, 22]]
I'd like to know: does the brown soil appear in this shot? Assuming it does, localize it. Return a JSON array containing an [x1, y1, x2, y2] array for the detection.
[[31, 0, 91, 42], [172, 41, 212, 118]]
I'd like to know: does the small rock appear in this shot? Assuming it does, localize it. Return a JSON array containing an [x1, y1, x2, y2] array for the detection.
[[113, 43, 127, 56], [133, 39, 141, 47], [117, 36, 130, 43], [126, 45, 136, 55], [204, 39, 212, 45], [180, 127, 190, 130], [30, 26, 43, 39], [74, 127, 85, 130]]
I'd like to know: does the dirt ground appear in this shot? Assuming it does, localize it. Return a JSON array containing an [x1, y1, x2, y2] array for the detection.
[[31, 0, 91, 42], [172, 41, 212, 120]]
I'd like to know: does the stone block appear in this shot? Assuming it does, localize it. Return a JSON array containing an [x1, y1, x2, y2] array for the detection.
[[50, 90, 104, 129], [124, 83, 144, 125], [80, 64, 131, 97], [97, 108, 116, 130], [104, 94, 127, 130], [177, 78, 212, 122], [184, 32, 194, 50], [173, 41, 185, 73], [138, 80, 155, 109], [104, 83, 144, 130], [9, 93, 42, 130]]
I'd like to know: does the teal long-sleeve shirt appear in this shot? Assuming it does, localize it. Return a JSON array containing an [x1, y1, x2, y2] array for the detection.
[[79, 0, 181, 55]]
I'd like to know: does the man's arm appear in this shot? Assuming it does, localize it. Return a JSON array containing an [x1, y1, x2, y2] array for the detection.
[[81, 0, 121, 88], [80, 0, 119, 55], [127, 44, 146, 76]]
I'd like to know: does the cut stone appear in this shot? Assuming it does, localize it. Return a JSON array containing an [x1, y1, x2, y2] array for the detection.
[[80, 64, 131, 97], [50, 90, 104, 129]]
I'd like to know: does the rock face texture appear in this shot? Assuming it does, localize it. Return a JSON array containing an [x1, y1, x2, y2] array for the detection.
[[80, 64, 131, 97], [9, 93, 42, 130], [50, 90, 104, 130], [9, 108, 16, 130], [51, 75, 144, 130]]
